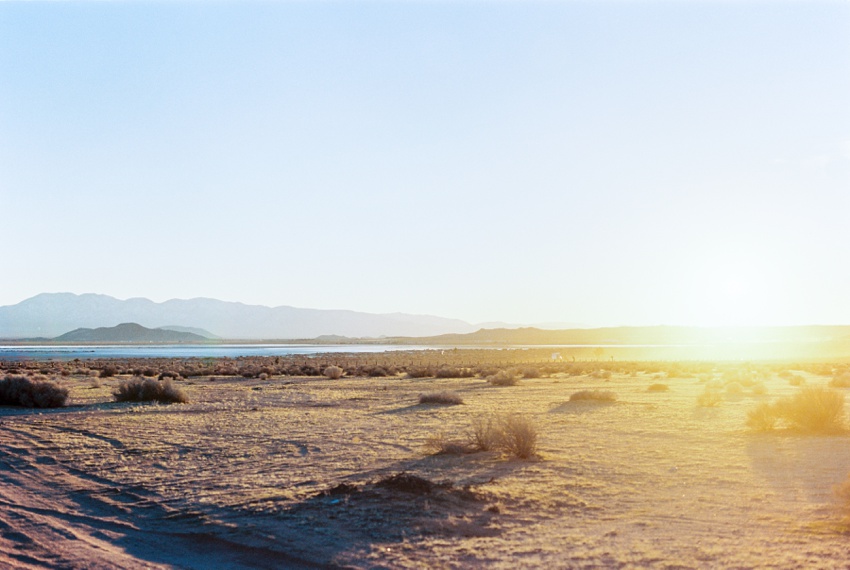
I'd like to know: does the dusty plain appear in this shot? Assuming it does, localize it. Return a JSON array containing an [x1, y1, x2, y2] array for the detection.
[[1, 354, 850, 568]]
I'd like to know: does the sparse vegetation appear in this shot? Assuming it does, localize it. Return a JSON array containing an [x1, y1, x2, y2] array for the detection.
[[487, 369, 518, 386], [0, 375, 68, 408], [521, 367, 541, 379], [745, 386, 846, 433], [419, 391, 463, 405], [406, 366, 435, 379], [323, 365, 344, 379], [746, 402, 778, 431], [569, 389, 617, 402], [467, 413, 538, 459], [829, 372, 850, 388], [647, 383, 669, 392], [696, 386, 723, 407], [496, 413, 538, 459], [113, 377, 188, 404], [434, 366, 475, 378], [469, 415, 502, 452]]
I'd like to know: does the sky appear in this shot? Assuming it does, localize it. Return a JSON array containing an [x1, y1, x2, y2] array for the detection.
[[1, 1, 849, 327]]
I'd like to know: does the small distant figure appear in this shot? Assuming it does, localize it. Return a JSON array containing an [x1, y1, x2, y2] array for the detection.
[[551, 352, 563, 362]]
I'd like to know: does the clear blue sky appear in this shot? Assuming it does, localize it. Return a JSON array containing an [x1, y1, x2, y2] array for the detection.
[[2, 1, 849, 327]]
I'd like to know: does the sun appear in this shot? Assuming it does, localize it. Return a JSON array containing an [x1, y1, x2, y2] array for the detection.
[[681, 254, 785, 328]]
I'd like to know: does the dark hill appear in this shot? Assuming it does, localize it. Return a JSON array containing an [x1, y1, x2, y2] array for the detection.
[[54, 323, 208, 343]]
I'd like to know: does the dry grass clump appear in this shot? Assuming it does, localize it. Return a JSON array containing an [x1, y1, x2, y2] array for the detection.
[[419, 391, 464, 405], [433, 366, 475, 378], [468, 413, 538, 459], [98, 366, 118, 378], [496, 414, 539, 459], [696, 385, 723, 407], [829, 372, 850, 388], [590, 369, 613, 380], [406, 366, 435, 379], [469, 415, 502, 452], [113, 377, 188, 404], [323, 365, 344, 379], [746, 386, 846, 433], [0, 375, 69, 408], [487, 369, 518, 386], [647, 383, 669, 392], [569, 389, 617, 402], [521, 367, 541, 379], [746, 402, 779, 431]]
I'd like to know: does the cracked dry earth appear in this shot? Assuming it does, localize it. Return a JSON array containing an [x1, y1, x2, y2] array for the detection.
[[1, 370, 850, 568]]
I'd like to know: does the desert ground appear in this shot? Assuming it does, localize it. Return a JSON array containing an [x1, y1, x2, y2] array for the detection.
[[1, 353, 850, 568]]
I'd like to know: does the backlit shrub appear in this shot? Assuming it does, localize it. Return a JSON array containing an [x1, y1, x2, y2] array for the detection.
[[570, 389, 617, 402], [745, 386, 845, 433]]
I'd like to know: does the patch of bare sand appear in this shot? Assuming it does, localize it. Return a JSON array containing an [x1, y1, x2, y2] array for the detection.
[[1, 371, 849, 568]]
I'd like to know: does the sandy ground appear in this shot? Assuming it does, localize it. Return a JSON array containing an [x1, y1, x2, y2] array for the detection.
[[2, 369, 850, 568]]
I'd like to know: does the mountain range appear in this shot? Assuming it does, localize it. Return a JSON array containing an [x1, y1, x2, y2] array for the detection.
[[0, 293, 482, 340], [54, 323, 209, 343]]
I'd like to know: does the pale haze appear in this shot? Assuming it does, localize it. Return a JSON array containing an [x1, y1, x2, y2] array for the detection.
[[1, 1, 848, 327]]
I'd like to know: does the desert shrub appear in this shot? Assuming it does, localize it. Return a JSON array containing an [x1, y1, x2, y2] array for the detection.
[[113, 377, 188, 404], [569, 389, 617, 402], [141, 368, 158, 377], [746, 402, 778, 431], [98, 366, 118, 378], [239, 366, 260, 379], [407, 366, 435, 379], [475, 366, 500, 378], [829, 373, 850, 388], [323, 365, 344, 379], [696, 387, 723, 407], [751, 382, 768, 396], [487, 370, 518, 386], [365, 366, 389, 378], [158, 370, 180, 380], [591, 369, 612, 380], [468, 413, 538, 459], [469, 415, 501, 452], [419, 391, 464, 405], [434, 366, 474, 378], [745, 386, 846, 433], [773, 386, 845, 433], [0, 375, 68, 408], [647, 383, 669, 392], [725, 382, 745, 396], [496, 414, 538, 459], [521, 367, 541, 379]]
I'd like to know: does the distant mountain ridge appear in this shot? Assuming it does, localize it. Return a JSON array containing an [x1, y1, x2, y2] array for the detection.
[[0, 293, 479, 339], [399, 325, 850, 345], [55, 323, 208, 343]]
